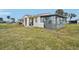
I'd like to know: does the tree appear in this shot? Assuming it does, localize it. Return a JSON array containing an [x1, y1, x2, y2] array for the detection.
[[7, 16, 10, 19], [63, 12, 69, 23], [64, 12, 68, 17], [11, 18, 15, 23], [0, 18, 3, 21], [0, 18, 3, 23], [55, 9, 64, 16], [69, 13, 77, 21]]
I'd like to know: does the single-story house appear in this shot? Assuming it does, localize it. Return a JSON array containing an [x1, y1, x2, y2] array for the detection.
[[68, 19, 79, 24], [22, 13, 66, 29], [5, 18, 16, 24], [69, 20, 77, 24]]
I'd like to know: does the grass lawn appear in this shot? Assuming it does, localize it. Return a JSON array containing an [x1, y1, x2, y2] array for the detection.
[[0, 23, 79, 50]]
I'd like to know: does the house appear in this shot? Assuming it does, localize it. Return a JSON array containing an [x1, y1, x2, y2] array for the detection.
[[5, 18, 16, 24], [10, 18, 16, 23], [68, 19, 79, 24], [69, 20, 77, 24], [18, 19, 24, 24], [22, 13, 66, 29]]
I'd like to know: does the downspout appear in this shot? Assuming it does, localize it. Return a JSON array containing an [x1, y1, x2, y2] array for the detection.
[[55, 16, 57, 29]]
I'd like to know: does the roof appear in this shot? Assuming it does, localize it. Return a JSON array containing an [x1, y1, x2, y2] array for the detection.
[[38, 14, 66, 18], [69, 20, 77, 21], [23, 13, 66, 18], [36, 13, 51, 16], [68, 19, 79, 21]]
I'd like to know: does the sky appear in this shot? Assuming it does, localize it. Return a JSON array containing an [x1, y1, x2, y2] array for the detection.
[[0, 9, 79, 21]]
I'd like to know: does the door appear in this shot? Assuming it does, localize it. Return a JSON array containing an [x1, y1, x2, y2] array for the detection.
[[29, 18, 34, 26], [44, 20, 47, 28]]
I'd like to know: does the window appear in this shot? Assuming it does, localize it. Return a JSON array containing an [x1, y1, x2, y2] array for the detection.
[[59, 18, 63, 24], [40, 16, 52, 23], [52, 16, 55, 24], [48, 20, 52, 24], [45, 17, 49, 20], [40, 17, 44, 23]]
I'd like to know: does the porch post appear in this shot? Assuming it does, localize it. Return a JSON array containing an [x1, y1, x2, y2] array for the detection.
[[27, 17, 29, 26], [23, 18, 26, 26], [55, 16, 57, 29]]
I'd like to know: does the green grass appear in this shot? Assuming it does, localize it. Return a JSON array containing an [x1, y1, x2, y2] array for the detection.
[[0, 24, 79, 50]]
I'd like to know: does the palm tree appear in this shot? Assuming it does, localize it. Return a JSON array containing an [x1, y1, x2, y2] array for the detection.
[[55, 9, 64, 16], [6, 16, 11, 23], [55, 9, 65, 28], [64, 12, 69, 23], [64, 12, 68, 17], [69, 13, 76, 21], [7, 16, 10, 19]]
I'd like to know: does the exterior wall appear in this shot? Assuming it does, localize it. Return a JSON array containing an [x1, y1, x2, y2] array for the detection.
[[44, 16, 65, 29], [56, 17, 65, 29], [23, 16, 44, 27], [77, 21, 79, 24], [33, 17, 44, 28], [44, 16, 56, 29]]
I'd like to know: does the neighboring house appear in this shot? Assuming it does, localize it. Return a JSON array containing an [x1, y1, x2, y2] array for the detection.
[[77, 20, 79, 24], [68, 19, 79, 24], [18, 19, 24, 24], [10, 18, 16, 23], [5, 18, 16, 23], [5, 18, 11, 23], [22, 14, 66, 29], [69, 20, 77, 24]]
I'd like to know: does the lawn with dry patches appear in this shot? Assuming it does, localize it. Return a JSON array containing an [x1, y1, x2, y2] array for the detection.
[[0, 24, 79, 50]]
